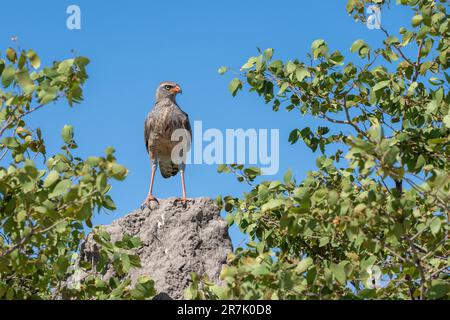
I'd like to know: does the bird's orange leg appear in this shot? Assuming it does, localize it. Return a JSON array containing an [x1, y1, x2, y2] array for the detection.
[[180, 169, 187, 204], [142, 162, 158, 208]]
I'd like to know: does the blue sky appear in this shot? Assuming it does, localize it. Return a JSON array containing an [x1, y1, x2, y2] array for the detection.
[[1, 1, 412, 248]]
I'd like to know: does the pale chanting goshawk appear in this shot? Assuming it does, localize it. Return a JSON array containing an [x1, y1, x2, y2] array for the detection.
[[142, 81, 192, 207]]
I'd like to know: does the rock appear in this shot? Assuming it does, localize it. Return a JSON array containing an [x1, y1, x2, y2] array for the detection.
[[76, 197, 232, 300]]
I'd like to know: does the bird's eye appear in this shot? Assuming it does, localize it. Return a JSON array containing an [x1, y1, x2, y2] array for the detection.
[[164, 85, 172, 90]]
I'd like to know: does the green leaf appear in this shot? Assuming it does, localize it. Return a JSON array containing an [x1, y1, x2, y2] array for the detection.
[[426, 100, 438, 115], [27, 50, 41, 69], [283, 169, 292, 184], [269, 181, 282, 189], [412, 14, 423, 27], [228, 78, 242, 97], [75, 56, 90, 67], [329, 51, 344, 65], [269, 60, 283, 73], [296, 257, 313, 274], [16, 69, 35, 93], [57, 59, 74, 73], [443, 115, 450, 129], [54, 220, 68, 233], [360, 256, 377, 271], [415, 155, 426, 170], [286, 61, 296, 74], [38, 86, 58, 104], [330, 262, 346, 285], [444, 72, 450, 84], [2, 137, 19, 148], [225, 213, 234, 225], [121, 253, 130, 273], [311, 39, 325, 52], [217, 164, 228, 173], [241, 57, 257, 70], [16, 210, 27, 223], [311, 39, 326, 59], [288, 129, 301, 144], [385, 36, 400, 46], [6, 48, 17, 63], [43, 170, 59, 188], [383, 146, 399, 165], [261, 199, 285, 213], [61, 125, 74, 144], [105, 146, 115, 155], [328, 190, 339, 206], [244, 167, 261, 177], [130, 276, 156, 299], [319, 237, 330, 247], [264, 48, 274, 60], [433, 171, 448, 189], [430, 217, 441, 235], [350, 40, 370, 58], [218, 66, 227, 75], [346, 0, 356, 13], [373, 80, 390, 92], [109, 163, 127, 180], [277, 82, 289, 95], [50, 179, 72, 198], [427, 280, 449, 299], [428, 77, 444, 85], [295, 67, 310, 82], [86, 156, 102, 166], [1, 65, 15, 87], [416, 26, 430, 40], [96, 173, 108, 192], [407, 82, 418, 95], [18, 51, 27, 69]]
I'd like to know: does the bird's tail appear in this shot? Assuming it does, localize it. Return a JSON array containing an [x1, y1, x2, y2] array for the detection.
[[159, 157, 179, 178]]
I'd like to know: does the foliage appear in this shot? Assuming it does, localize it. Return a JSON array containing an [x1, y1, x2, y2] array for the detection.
[[190, 0, 449, 300], [62, 229, 155, 300], [0, 48, 154, 299]]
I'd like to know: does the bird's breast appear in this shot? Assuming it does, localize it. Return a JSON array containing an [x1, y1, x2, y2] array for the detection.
[[147, 104, 190, 156], [160, 108, 185, 135]]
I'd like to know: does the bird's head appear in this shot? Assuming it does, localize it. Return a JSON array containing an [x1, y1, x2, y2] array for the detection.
[[156, 81, 182, 102]]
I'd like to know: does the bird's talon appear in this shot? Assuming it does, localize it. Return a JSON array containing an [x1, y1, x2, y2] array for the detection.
[[141, 196, 159, 210]]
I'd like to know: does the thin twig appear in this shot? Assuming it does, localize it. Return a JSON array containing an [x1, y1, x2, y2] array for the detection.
[[0, 218, 69, 258], [379, 26, 414, 66], [412, 40, 424, 82], [405, 235, 427, 300], [429, 265, 450, 280]]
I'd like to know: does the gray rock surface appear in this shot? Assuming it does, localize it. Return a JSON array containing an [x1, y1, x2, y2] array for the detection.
[[78, 197, 232, 299]]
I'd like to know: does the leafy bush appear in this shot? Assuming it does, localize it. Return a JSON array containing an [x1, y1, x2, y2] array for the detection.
[[189, 0, 449, 300], [0, 48, 154, 299]]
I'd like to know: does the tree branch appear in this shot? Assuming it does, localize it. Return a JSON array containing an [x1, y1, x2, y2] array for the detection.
[[405, 235, 427, 300]]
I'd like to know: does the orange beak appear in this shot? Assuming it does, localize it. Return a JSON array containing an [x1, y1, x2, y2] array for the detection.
[[170, 86, 182, 94]]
